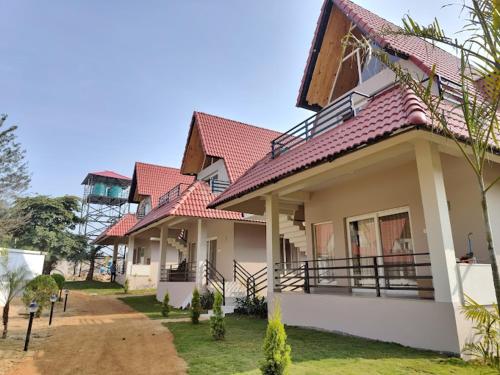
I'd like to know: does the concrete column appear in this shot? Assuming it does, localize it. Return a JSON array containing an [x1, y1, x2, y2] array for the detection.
[[265, 194, 281, 292], [126, 235, 135, 276], [196, 219, 208, 289], [415, 140, 460, 304], [158, 224, 169, 282], [112, 241, 119, 263]]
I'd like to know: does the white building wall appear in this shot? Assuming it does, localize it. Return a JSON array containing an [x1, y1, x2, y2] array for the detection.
[[196, 159, 229, 182], [1, 249, 45, 306]]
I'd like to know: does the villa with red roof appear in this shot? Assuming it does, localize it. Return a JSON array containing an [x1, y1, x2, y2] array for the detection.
[[95, 162, 194, 289], [126, 111, 282, 308], [209, 0, 500, 354]]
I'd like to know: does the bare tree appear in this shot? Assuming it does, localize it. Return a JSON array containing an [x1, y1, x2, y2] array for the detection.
[[0, 114, 30, 240]]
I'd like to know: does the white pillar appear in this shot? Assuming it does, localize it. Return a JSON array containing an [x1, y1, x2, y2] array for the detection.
[[158, 224, 169, 282], [265, 194, 281, 292], [415, 140, 460, 304], [196, 219, 207, 289], [126, 235, 135, 276], [112, 241, 119, 263]]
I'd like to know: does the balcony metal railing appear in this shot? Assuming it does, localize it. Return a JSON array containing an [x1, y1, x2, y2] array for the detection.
[[160, 262, 197, 282], [209, 179, 230, 194], [205, 260, 225, 305], [233, 260, 267, 300], [158, 183, 191, 207], [274, 252, 434, 299], [271, 91, 371, 158]]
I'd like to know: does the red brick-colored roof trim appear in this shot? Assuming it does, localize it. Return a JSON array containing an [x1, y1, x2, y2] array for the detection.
[[81, 170, 131, 185], [211, 85, 432, 208], [127, 181, 262, 234], [93, 214, 137, 244], [180, 112, 282, 182], [128, 162, 195, 207]]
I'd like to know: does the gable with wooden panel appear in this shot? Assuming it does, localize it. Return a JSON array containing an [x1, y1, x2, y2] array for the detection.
[[181, 119, 207, 176], [305, 5, 362, 109]]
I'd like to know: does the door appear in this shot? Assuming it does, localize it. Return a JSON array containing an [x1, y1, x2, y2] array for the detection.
[[207, 239, 217, 279], [312, 222, 335, 285], [378, 211, 416, 289], [188, 242, 197, 264], [347, 208, 416, 293], [347, 216, 379, 288]]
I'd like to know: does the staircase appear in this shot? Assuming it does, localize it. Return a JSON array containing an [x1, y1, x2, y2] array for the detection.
[[279, 213, 306, 252], [167, 237, 188, 253]]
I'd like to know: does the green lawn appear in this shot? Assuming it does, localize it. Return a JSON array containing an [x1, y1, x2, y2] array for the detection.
[[65, 280, 154, 296], [119, 294, 190, 320], [165, 316, 495, 375]]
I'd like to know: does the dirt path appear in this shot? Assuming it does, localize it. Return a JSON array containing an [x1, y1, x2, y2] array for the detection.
[[3, 292, 187, 375]]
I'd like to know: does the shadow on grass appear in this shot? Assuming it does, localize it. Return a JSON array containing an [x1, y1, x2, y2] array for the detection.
[[119, 295, 190, 320], [65, 280, 123, 293], [165, 316, 494, 375]]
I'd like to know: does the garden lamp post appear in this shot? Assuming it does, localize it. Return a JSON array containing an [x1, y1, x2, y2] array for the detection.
[[63, 289, 69, 312], [24, 301, 38, 351], [49, 294, 57, 325]]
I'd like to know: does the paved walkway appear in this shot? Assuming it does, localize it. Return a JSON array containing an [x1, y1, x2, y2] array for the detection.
[[5, 292, 187, 375]]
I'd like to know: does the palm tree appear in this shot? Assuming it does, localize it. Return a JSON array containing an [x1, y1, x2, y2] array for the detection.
[[1, 256, 28, 338], [345, 0, 500, 304]]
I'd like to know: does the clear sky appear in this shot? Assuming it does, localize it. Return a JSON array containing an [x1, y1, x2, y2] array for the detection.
[[0, 0, 466, 198]]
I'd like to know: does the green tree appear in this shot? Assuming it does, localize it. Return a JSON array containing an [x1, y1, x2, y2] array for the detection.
[[345, 0, 500, 304], [210, 292, 225, 340], [162, 292, 170, 317], [10, 195, 86, 274], [0, 114, 30, 241], [51, 273, 65, 300], [260, 304, 291, 375], [191, 288, 201, 324], [0, 250, 28, 338], [22, 275, 58, 317]]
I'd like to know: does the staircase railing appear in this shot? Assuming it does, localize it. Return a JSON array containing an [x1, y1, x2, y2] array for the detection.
[[233, 260, 267, 300], [205, 260, 225, 306]]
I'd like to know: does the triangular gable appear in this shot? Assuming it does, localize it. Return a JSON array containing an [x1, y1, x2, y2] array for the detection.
[[297, 0, 462, 111]]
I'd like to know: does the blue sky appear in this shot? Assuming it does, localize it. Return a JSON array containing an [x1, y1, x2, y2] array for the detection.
[[0, 0, 465, 197]]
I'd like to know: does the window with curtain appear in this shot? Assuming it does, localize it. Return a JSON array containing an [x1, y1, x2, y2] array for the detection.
[[379, 212, 415, 280], [313, 222, 334, 259], [313, 222, 335, 284]]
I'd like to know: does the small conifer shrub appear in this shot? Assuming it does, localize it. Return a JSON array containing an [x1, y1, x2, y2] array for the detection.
[[210, 292, 225, 340], [161, 292, 170, 317], [191, 288, 201, 324], [260, 304, 291, 375]]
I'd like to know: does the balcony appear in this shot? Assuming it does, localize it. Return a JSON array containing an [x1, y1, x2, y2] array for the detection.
[[271, 91, 371, 158], [158, 183, 191, 207], [274, 252, 434, 300], [271, 75, 464, 159], [160, 262, 197, 282], [209, 179, 230, 194]]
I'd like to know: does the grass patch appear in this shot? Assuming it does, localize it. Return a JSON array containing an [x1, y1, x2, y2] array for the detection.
[[65, 280, 154, 296], [165, 315, 496, 375], [119, 294, 190, 320]]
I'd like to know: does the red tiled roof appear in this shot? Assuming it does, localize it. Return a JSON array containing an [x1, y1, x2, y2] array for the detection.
[[182, 112, 282, 182], [128, 181, 260, 234], [94, 214, 137, 245], [81, 170, 131, 184], [297, 0, 463, 108], [210, 85, 469, 208], [129, 162, 195, 207]]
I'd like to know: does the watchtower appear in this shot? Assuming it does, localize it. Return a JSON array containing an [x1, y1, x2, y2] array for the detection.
[[79, 171, 131, 240]]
